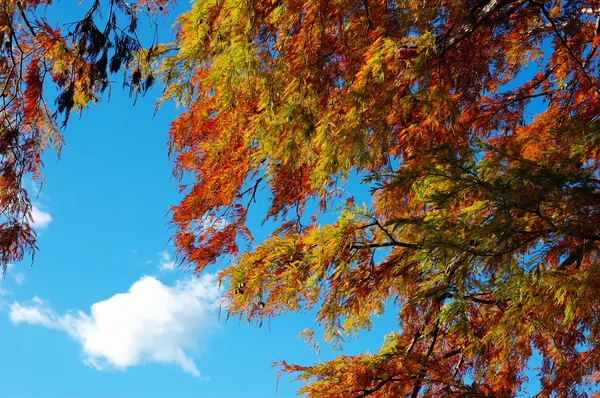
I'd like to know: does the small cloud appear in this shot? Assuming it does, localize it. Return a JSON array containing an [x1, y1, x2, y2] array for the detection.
[[12, 272, 25, 286], [158, 251, 177, 271], [31, 205, 52, 229], [199, 215, 228, 231], [10, 296, 55, 327], [5, 264, 25, 286], [9, 275, 220, 376]]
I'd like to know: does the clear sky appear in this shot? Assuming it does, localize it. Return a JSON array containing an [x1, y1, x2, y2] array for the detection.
[[0, 2, 400, 397]]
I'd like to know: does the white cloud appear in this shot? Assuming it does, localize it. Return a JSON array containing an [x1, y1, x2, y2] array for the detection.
[[158, 251, 177, 271], [199, 215, 228, 231], [9, 275, 220, 376], [10, 296, 55, 327], [5, 264, 25, 286], [31, 205, 52, 229], [12, 272, 25, 286]]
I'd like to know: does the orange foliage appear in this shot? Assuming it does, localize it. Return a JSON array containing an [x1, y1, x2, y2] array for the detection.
[[6, 0, 600, 396]]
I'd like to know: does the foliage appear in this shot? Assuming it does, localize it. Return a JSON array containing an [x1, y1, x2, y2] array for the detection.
[[9, 0, 600, 396]]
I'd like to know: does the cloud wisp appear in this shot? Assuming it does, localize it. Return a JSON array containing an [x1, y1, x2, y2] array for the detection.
[[12, 272, 25, 286], [9, 275, 220, 376], [158, 251, 177, 271], [31, 205, 52, 229], [5, 263, 25, 286]]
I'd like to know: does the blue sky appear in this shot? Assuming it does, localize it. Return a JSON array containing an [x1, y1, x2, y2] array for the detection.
[[0, 2, 399, 397]]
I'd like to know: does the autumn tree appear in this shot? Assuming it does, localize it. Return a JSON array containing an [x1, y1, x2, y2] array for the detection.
[[161, 0, 600, 396], [6, 0, 600, 396]]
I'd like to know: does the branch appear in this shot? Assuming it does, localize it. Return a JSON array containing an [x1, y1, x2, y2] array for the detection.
[[410, 321, 440, 398], [351, 241, 421, 250], [17, 4, 36, 37], [557, 242, 598, 270], [438, 0, 527, 56], [354, 375, 403, 398], [533, 1, 597, 89]]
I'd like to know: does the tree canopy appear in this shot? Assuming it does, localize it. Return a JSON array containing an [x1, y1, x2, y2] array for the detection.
[[6, 0, 600, 396]]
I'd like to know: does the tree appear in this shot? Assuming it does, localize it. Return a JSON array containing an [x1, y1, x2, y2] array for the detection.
[[6, 0, 600, 396]]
